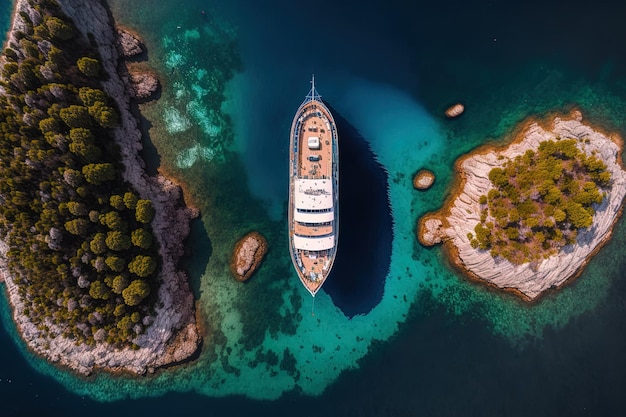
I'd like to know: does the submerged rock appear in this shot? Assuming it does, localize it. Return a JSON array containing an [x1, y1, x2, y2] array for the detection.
[[230, 232, 268, 282]]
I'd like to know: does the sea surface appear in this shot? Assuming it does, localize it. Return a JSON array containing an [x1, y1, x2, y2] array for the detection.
[[2, 0, 626, 416]]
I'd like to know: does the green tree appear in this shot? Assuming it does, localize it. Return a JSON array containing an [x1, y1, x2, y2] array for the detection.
[[109, 195, 125, 211], [67, 201, 87, 216], [59, 105, 90, 128], [38, 117, 62, 135], [101, 211, 127, 231], [128, 255, 156, 277], [123, 192, 138, 210], [131, 228, 152, 249], [64, 218, 89, 236], [105, 255, 125, 272], [44, 16, 73, 40], [117, 315, 133, 330], [112, 275, 129, 294], [89, 280, 110, 300], [12, 60, 40, 90], [79, 87, 108, 107], [90, 232, 107, 254], [122, 279, 150, 306], [135, 199, 154, 224], [566, 201, 593, 228], [69, 131, 101, 162], [47, 45, 65, 67], [2, 62, 18, 79], [105, 231, 131, 251], [82, 163, 115, 185], [88, 101, 118, 128], [4, 47, 18, 62], [114, 304, 126, 317]]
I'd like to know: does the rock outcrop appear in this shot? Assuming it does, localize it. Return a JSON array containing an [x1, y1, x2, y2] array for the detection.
[[445, 103, 465, 118], [0, 0, 200, 375], [418, 111, 626, 300], [115, 26, 160, 100], [230, 232, 268, 282], [128, 70, 160, 99], [417, 215, 446, 246], [413, 169, 435, 190], [116, 27, 144, 58]]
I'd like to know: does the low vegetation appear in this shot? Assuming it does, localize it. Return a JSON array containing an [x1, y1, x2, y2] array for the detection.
[[0, 0, 159, 347], [469, 138, 611, 265]]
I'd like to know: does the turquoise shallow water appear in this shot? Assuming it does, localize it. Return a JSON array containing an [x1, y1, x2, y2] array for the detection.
[[3, 0, 626, 415]]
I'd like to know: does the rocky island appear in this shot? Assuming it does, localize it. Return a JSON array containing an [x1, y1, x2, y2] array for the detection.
[[0, 0, 199, 374], [419, 111, 626, 300], [413, 169, 435, 190], [230, 232, 268, 282]]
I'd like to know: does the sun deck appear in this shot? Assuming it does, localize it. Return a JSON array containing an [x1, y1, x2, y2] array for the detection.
[[288, 78, 339, 296]]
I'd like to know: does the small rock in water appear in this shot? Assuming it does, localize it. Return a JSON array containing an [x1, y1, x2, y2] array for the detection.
[[230, 231, 268, 282], [413, 169, 435, 190], [445, 103, 465, 118]]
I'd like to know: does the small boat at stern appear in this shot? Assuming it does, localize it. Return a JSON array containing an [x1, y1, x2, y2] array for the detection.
[[288, 76, 339, 297]]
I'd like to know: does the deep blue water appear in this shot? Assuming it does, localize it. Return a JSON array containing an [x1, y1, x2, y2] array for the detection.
[[3, 0, 626, 415], [324, 106, 392, 316]]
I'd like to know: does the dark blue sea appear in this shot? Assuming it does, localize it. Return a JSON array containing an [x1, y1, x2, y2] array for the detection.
[[3, 0, 626, 416]]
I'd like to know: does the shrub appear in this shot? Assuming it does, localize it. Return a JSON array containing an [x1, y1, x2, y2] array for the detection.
[[76, 57, 100, 78], [44, 16, 73, 40]]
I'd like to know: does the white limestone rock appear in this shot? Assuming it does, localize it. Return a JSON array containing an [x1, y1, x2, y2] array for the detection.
[[419, 113, 626, 300]]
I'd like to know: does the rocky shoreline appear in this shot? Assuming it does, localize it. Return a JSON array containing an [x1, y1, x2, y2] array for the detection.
[[418, 111, 626, 301], [0, 0, 200, 375]]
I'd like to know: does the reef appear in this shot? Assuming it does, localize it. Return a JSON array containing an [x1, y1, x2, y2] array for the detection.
[[230, 232, 268, 282], [0, 0, 200, 375], [418, 111, 626, 300]]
